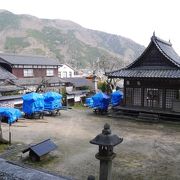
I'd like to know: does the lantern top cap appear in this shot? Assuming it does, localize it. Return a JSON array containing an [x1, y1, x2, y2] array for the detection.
[[90, 123, 123, 146]]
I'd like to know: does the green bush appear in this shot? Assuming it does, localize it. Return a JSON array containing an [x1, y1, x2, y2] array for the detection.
[[98, 81, 107, 92]]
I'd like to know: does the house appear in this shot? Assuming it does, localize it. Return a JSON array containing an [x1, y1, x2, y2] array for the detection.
[[58, 64, 75, 78], [14, 77, 65, 93], [0, 65, 23, 106], [0, 65, 24, 95], [62, 77, 93, 105], [106, 33, 180, 118], [0, 53, 59, 78], [0, 95, 23, 108]]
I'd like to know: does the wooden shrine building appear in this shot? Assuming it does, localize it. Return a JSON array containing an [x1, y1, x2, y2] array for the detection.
[[106, 33, 180, 120]]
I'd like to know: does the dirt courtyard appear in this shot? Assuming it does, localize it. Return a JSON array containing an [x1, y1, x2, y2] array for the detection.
[[1, 108, 180, 180]]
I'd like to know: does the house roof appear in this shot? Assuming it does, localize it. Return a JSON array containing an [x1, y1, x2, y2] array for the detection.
[[0, 53, 60, 66], [153, 36, 180, 67], [107, 69, 180, 79], [0, 65, 17, 80], [106, 34, 180, 79], [14, 77, 64, 86], [0, 85, 23, 93], [61, 77, 93, 88], [0, 95, 22, 101], [59, 63, 76, 71]]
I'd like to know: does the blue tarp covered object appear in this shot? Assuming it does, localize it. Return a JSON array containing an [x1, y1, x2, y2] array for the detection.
[[92, 92, 110, 110], [0, 107, 22, 124], [85, 97, 94, 108], [111, 90, 123, 107], [22, 92, 44, 115], [43, 92, 62, 110]]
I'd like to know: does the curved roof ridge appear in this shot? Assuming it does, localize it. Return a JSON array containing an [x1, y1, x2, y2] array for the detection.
[[153, 36, 172, 46], [152, 36, 180, 67], [125, 41, 152, 69], [105, 68, 126, 75]]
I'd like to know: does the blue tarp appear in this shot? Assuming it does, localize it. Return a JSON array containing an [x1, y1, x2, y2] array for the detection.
[[85, 97, 94, 108], [0, 107, 22, 124], [22, 92, 44, 115], [91, 92, 110, 110], [43, 92, 62, 110], [111, 90, 123, 107]]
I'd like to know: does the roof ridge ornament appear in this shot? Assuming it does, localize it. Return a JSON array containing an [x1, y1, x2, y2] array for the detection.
[[153, 31, 155, 37]]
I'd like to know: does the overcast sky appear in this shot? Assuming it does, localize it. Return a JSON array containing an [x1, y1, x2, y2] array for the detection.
[[1, 0, 180, 53]]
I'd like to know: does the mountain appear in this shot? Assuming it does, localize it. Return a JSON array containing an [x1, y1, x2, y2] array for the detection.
[[0, 10, 144, 69]]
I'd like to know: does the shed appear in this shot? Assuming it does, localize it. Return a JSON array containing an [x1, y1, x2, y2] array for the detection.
[[22, 139, 57, 161]]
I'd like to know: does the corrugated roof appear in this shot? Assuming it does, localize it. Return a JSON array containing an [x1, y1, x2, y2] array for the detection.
[[0, 66, 17, 80], [106, 69, 180, 78], [0, 53, 60, 65]]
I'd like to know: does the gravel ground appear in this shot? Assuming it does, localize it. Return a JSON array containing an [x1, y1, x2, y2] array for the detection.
[[0, 108, 180, 180]]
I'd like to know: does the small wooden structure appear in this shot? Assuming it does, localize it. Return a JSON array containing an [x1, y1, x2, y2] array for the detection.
[[22, 139, 57, 161], [106, 33, 180, 120]]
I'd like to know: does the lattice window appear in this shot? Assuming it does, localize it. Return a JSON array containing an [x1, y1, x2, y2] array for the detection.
[[24, 69, 33, 77], [126, 88, 133, 105], [166, 89, 178, 109], [46, 69, 54, 76], [144, 88, 162, 108], [133, 88, 141, 106]]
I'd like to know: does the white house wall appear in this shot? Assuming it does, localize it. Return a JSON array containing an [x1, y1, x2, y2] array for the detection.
[[58, 65, 74, 78]]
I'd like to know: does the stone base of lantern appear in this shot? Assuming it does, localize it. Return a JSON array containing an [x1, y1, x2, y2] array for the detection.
[[95, 153, 116, 180]]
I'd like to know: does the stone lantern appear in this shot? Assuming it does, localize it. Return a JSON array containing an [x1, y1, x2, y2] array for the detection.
[[90, 123, 123, 180]]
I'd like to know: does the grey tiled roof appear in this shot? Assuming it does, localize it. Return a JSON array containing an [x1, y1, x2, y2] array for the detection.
[[0, 95, 22, 101], [14, 77, 64, 86], [0, 53, 60, 65], [14, 77, 42, 86], [106, 35, 180, 79], [0, 85, 23, 92], [153, 36, 180, 67], [0, 66, 17, 80], [62, 77, 93, 88], [106, 69, 180, 78]]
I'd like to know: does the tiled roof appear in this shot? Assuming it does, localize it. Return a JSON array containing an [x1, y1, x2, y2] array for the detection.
[[126, 35, 180, 69], [153, 36, 180, 67], [0, 66, 16, 80], [0, 85, 23, 93], [106, 69, 180, 78], [14, 77, 64, 86], [14, 77, 93, 88], [106, 35, 180, 79], [61, 77, 93, 88], [0, 53, 59, 65], [0, 95, 22, 101]]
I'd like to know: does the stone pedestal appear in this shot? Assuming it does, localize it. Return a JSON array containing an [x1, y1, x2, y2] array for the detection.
[[96, 153, 116, 180]]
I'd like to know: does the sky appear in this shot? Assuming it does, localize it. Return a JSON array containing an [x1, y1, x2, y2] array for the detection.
[[0, 0, 180, 53]]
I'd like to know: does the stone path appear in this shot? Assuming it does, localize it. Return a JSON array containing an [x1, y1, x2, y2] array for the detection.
[[0, 158, 71, 180]]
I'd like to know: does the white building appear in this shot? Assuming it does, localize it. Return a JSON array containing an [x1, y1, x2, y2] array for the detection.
[[58, 64, 75, 78]]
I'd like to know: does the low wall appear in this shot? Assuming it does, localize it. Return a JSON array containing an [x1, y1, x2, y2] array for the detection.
[[0, 158, 71, 180]]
